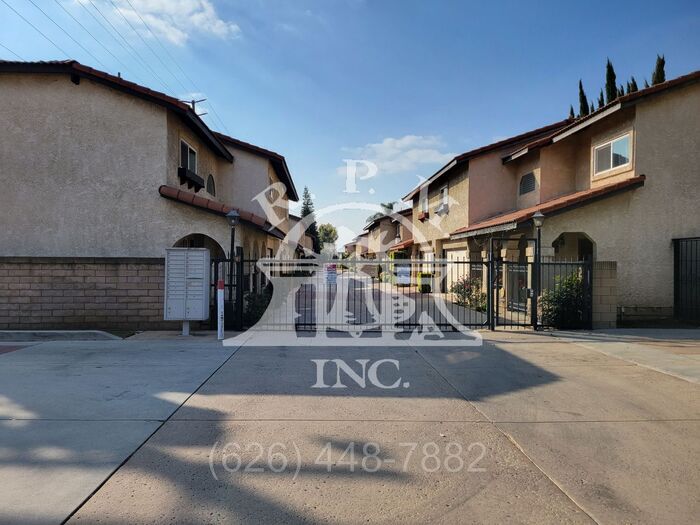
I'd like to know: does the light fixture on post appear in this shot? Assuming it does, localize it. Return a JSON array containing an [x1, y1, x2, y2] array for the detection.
[[226, 209, 240, 303], [531, 211, 545, 330]]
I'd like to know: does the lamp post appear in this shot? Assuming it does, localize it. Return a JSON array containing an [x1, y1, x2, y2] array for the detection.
[[226, 209, 240, 303], [531, 211, 545, 329]]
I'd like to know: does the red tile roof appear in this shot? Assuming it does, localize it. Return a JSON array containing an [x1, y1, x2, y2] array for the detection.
[[388, 239, 414, 252], [403, 119, 571, 200], [158, 185, 284, 239], [450, 175, 646, 237], [505, 70, 700, 161]]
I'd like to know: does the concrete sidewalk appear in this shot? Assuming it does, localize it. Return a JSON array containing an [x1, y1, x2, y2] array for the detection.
[[554, 329, 700, 383], [0, 337, 238, 525], [68, 331, 699, 524]]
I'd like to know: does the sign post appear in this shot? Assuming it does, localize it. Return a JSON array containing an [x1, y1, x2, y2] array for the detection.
[[217, 279, 225, 340]]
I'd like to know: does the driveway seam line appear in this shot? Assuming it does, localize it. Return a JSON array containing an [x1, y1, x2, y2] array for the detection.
[[408, 344, 601, 525], [60, 342, 245, 525]]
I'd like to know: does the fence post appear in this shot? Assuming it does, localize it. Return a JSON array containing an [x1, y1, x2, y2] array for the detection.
[[487, 238, 495, 330], [532, 233, 540, 330], [584, 259, 593, 330], [234, 246, 244, 331]]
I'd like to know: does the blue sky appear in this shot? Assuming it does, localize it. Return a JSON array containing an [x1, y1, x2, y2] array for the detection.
[[2, 0, 699, 247]]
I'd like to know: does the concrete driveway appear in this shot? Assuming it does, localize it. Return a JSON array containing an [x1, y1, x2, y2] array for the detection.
[[1, 330, 698, 524]]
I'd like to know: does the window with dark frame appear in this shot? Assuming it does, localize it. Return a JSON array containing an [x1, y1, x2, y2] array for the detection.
[[206, 175, 216, 196], [519, 172, 536, 195]]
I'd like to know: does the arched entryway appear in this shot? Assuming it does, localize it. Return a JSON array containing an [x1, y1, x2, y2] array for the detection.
[[173, 234, 226, 259], [552, 232, 595, 261]]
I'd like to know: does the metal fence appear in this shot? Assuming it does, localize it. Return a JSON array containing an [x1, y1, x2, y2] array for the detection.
[[210, 256, 593, 332], [674, 237, 700, 323]]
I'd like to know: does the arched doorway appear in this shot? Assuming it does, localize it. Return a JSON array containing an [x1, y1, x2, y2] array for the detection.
[[552, 232, 596, 262], [173, 234, 226, 259]]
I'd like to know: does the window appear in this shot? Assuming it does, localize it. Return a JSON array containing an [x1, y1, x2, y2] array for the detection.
[[519, 172, 536, 195], [594, 133, 631, 175], [206, 175, 216, 196], [395, 222, 401, 240], [439, 186, 448, 205], [180, 140, 197, 174]]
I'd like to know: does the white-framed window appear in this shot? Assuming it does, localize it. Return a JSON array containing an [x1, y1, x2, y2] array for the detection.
[[439, 185, 448, 205], [395, 222, 401, 239], [421, 196, 429, 213], [180, 140, 197, 174], [594, 133, 631, 175]]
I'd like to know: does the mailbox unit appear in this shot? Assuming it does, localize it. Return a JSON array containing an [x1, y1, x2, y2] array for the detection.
[[164, 248, 210, 327]]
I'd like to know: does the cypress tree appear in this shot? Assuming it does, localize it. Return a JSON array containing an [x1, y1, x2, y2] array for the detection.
[[568, 105, 575, 119], [617, 84, 625, 98], [651, 54, 666, 85], [605, 59, 618, 104], [597, 89, 605, 108], [578, 80, 589, 117], [590, 101, 595, 113], [644, 78, 650, 89], [628, 76, 638, 93], [300, 186, 321, 253]]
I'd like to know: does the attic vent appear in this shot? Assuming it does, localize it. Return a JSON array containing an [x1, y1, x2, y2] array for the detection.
[[519, 172, 536, 195]]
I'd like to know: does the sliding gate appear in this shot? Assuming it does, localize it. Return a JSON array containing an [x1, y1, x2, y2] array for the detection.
[[210, 256, 592, 332]]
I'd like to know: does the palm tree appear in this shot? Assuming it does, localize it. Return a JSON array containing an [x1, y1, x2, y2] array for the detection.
[[366, 202, 395, 223]]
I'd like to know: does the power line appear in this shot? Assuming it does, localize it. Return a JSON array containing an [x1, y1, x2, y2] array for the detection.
[[85, 0, 172, 92], [25, 0, 108, 69], [51, 0, 141, 83], [109, 0, 187, 94], [0, 0, 70, 58], [121, 0, 231, 134], [0, 42, 24, 60]]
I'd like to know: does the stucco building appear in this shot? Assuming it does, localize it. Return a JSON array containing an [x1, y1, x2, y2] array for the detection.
[[403, 70, 700, 324], [0, 60, 301, 330]]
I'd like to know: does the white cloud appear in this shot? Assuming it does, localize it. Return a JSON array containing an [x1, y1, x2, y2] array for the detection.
[[338, 135, 454, 176], [83, 0, 241, 46]]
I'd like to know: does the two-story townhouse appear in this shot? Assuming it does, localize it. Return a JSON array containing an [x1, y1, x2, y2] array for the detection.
[[402, 120, 570, 266], [363, 208, 413, 259], [0, 60, 300, 330], [447, 70, 700, 323]]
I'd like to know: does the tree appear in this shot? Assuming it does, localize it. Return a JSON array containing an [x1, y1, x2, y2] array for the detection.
[[597, 89, 605, 108], [605, 58, 618, 104], [643, 78, 650, 89], [617, 84, 625, 98], [578, 80, 589, 117], [651, 54, 666, 85], [628, 76, 638, 93], [300, 186, 321, 253], [318, 223, 338, 247], [589, 101, 595, 114], [366, 201, 395, 223], [568, 105, 575, 119]]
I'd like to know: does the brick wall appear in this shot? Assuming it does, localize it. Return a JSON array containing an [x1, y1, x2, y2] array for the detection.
[[0, 257, 179, 331], [592, 261, 617, 329]]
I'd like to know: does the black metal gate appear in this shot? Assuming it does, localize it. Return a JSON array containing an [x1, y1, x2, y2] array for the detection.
[[674, 237, 700, 323], [210, 254, 592, 332]]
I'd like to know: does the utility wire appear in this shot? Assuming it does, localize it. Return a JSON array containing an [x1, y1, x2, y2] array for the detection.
[[109, 0, 187, 94], [121, 0, 231, 134], [51, 0, 141, 83], [25, 0, 108, 69], [0, 0, 70, 58], [86, 0, 172, 92], [0, 42, 24, 60]]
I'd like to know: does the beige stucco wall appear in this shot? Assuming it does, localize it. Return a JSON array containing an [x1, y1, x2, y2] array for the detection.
[[537, 82, 700, 309], [0, 72, 232, 258]]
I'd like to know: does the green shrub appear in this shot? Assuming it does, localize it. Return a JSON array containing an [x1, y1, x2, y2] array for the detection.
[[450, 276, 487, 312], [243, 284, 272, 326], [540, 272, 587, 329]]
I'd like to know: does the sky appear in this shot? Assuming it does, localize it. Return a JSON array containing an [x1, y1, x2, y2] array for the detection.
[[2, 0, 699, 248]]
